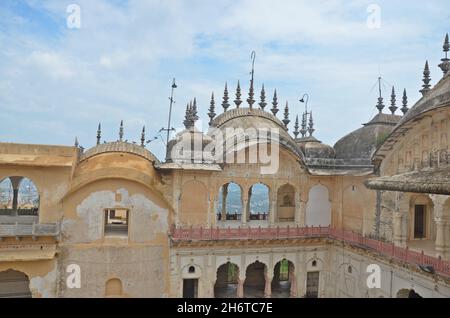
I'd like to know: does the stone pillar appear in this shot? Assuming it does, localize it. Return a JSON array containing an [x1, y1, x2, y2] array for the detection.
[[211, 198, 218, 227], [393, 212, 406, 246], [237, 276, 244, 298], [242, 199, 248, 226], [294, 190, 302, 226], [289, 264, 297, 297], [221, 184, 228, 221], [264, 272, 272, 298], [299, 201, 306, 227], [270, 200, 276, 225], [435, 216, 450, 259], [10, 176, 23, 216]]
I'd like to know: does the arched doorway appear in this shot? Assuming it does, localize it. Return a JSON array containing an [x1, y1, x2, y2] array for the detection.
[[271, 259, 296, 298], [0, 270, 32, 298], [244, 261, 266, 298], [214, 262, 239, 298], [217, 182, 243, 221], [277, 184, 295, 222], [105, 278, 123, 297], [248, 183, 269, 221]]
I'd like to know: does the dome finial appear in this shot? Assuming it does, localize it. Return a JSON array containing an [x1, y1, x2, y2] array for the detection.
[[234, 81, 242, 108], [141, 126, 146, 147], [258, 84, 267, 110], [282, 101, 290, 129], [119, 120, 124, 141], [293, 115, 300, 139], [192, 97, 199, 122], [439, 33, 450, 75], [74, 137, 79, 147], [401, 89, 409, 115], [300, 112, 307, 138], [308, 111, 315, 137], [247, 51, 256, 109], [222, 82, 230, 111], [420, 60, 432, 96], [96, 122, 101, 145], [183, 103, 190, 128], [271, 90, 279, 115], [208, 92, 216, 126], [389, 86, 397, 114], [376, 77, 385, 113]]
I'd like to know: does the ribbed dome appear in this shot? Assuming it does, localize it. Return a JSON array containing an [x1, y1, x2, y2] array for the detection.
[[296, 137, 335, 159]]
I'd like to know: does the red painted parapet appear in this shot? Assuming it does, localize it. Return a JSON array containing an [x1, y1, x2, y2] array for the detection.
[[170, 224, 450, 278]]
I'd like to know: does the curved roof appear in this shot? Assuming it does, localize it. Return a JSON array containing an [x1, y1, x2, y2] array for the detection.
[[334, 112, 401, 160], [211, 107, 306, 162], [374, 72, 450, 160], [296, 137, 335, 159], [80, 141, 159, 164]]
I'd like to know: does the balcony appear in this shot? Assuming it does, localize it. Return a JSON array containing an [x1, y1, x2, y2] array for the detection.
[[0, 216, 59, 239], [171, 225, 450, 278]]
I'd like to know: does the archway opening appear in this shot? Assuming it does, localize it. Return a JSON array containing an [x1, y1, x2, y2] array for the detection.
[[105, 278, 123, 297], [271, 259, 295, 298], [214, 262, 239, 298], [277, 184, 295, 222], [248, 183, 269, 221], [0, 177, 39, 217], [217, 182, 242, 221], [0, 270, 32, 298], [244, 261, 266, 298]]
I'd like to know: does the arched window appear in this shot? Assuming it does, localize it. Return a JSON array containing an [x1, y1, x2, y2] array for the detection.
[[248, 183, 269, 221], [188, 266, 195, 274], [0, 177, 39, 217], [306, 184, 331, 227], [277, 184, 295, 222], [217, 182, 243, 221]]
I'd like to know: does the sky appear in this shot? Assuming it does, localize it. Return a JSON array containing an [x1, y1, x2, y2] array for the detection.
[[1, 0, 450, 159]]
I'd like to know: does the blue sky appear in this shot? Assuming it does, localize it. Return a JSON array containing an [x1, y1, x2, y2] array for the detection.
[[1, 0, 450, 159]]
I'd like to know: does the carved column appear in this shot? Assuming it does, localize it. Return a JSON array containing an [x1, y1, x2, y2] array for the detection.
[[221, 184, 228, 221], [270, 200, 276, 225], [289, 263, 297, 297], [242, 198, 248, 226], [294, 190, 302, 226], [393, 192, 408, 246], [264, 272, 272, 298], [237, 276, 245, 298], [435, 216, 450, 259], [10, 176, 23, 216]]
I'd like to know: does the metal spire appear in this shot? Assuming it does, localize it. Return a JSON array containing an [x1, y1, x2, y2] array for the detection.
[[208, 92, 216, 126], [160, 78, 177, 161], [376, 77, 385, 113], [300, 112, 307, 138], [258, 84, 267, 110], [119, 120, 124, 141], [308, 111, 315, 137], [96, 123, 101, 145], [222, 82, 230, 111], [401, 89, 409, 115], [247, 51, 256, 109], [141, 126, 146, 147], [192, 97, 199, 122], [439, 33, 450, 75], [74, 137, 79, 148], [420, 60, 431, 96], [293, 115, 300, 138], [271, 90, 279, 115], [234, 81, 242, 108], [389, 86, 397, 115], [282, 101, 290, 129]]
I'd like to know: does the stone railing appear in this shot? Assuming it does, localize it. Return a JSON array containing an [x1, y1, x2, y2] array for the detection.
[[171, 225, 450, 278], [0, 222, 60, 238]]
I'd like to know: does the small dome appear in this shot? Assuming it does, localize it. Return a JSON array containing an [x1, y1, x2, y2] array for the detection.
[[297, 136, 335, 159], [166, 126, 212, 163]]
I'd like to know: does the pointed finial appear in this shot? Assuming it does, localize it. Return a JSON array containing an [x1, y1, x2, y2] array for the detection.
[[293, 115, 300, 138], [420, 60, 432, 96], [308, 112, 315, 137], [192, 97, 199, 122], [234, 81, 242, 108], [271, 90, 279, 115], [183, 103, 190, 128], [258, 84, 267, 110], [401, 89, 409, 115], [208, 92, 216, 126], [119, 120, 124, 141], [439, 33, 450, 75], [141, 126, 146, 147], [247, 51, 256, 109], [96, 123, 101, 145], [300, 112, 307, 138], [376, 77, 385, 113], [282, 101, 290, 129], [222, 82, 230, 111], [389, 86, 397, 114], [74, 137, 79, 147]]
